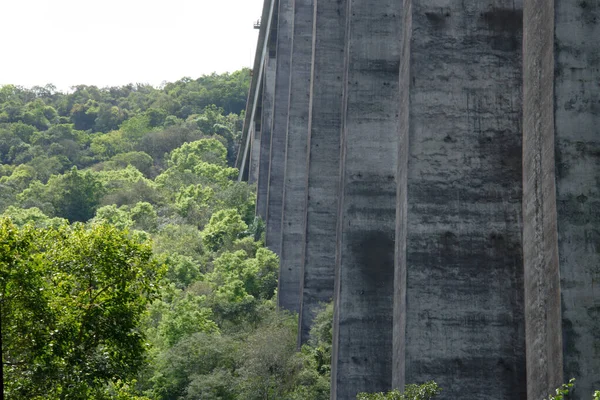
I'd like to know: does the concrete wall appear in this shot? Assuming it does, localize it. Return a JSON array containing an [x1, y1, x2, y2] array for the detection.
[[278, 0, 314, 313], [249, 125, 261, 184], [330, 0, 401, 398], [265, 0, 293, 255], [244, 0, 600, 396], [257, 55, 277, 220], [522, 0, 564, 397], [554, 0, 600, 395], [524, 0, 600, 398], [396, 0, 526, 398], [297, 0, 346, 345]]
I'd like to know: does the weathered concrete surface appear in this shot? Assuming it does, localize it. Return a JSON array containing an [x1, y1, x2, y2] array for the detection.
[[265, 0, 293, 255], [396, 1, 526, 398], [249, 125, 261, 184], [297, 0, 346, 344], [234, 0, 276, 177], [278, 0, 314, 313], [522, 0, 564, 398], [256, 55, 277, 220], [330, 0, 401, 397], [393, 0, 411, 388], [524, 1, 600, 397], [554, 0, 600, 396]]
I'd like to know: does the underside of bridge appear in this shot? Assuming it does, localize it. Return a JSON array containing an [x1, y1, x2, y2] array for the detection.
[[236, 0, 600, 399]]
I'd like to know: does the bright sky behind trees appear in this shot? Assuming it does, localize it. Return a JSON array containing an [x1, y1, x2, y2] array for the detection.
[[0, 0, 263, 90]]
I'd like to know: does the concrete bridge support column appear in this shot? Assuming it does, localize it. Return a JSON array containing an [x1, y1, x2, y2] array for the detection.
[[523, 0, 600, 398], [266, 0, 294, 255], [249, 125, 261, 184], [395, 1, 526, 398], [256, 54, 277, 220], [278, 0, 315, 313], [297, 0, 346, 344], [330, 0, 401, 398]]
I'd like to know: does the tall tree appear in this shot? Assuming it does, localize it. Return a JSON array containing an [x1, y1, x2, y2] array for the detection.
[[0, 219, 162, 399]]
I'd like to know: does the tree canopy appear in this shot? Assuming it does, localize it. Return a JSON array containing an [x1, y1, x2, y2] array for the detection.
[[0, 70, 335, 400]]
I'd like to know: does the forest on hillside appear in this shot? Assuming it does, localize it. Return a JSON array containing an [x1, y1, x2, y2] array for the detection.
[[0, 71, 331, 400]]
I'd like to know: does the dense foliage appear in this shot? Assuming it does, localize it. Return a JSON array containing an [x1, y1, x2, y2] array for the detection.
[[0, 220, 161, 399], [357, 381, 440, 400], [0, 72, 332, 399]]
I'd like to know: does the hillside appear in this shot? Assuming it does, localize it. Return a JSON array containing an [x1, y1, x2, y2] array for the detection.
[[0, 71, 331, 400]]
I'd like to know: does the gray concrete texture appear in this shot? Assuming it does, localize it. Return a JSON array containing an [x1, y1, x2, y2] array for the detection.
[[330, 0, 401, 398], [395, 1, 527, 399], [278, 0, 314, 313], [249, 125, 261, 184], [524, 0, 600, 398], [247, 0, 600, 396], [522, 0, 564, 397], [554, 0, 600, 396], [256, 55, 277, 220], [265, 0, 293, 256], [297, 0, 346, 345]]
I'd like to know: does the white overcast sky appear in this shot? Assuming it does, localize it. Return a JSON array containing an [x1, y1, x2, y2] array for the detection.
[[0, 0, 264, 90]]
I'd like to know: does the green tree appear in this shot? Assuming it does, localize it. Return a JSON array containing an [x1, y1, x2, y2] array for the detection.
[[168, 138, 228, 169], [90, 204, 133, 230], [357, 382, 441, 400], [70, 100, 99, 131], [1, 206, 67, 228], [546, 379, 576, 400], [120, 115, 152, 141], [95, 166, 160, 208], [19, 167, 105, 222], [201, 209, 247, 252], [544, 379, 600, 400], [145, 108, 167, 128], [135, 124, 203, 166], [90, 130, 132, 160], [0, 128, 27, 164], [153, 224, 204, 260], [129, 202, 158, 233], [158, 253, 201, 289], [0, 219, 54, 398], [94, 103, 127, 133], [10, 122, 37, 144], [109, 151, 154, 177], [143, 332, 238, 400], [0, 220, 162, 399], [236, 311, 301, 400], [154, 286, 219, 347]]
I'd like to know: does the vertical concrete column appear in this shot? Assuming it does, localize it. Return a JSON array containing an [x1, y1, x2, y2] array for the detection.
[[330, 0, 401, 397], [522, 0, 563, 397], [278, 0, 314, 313], [248, 123, 261, 184], [524, 0, 600, 398], [265, 0, 294, 255], [395, 1, 526, 398], [297, 0, 346, 344], [257, 55, 277, 220]]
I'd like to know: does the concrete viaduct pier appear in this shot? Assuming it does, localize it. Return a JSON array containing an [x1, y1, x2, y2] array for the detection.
[[237, 0, 600, 398], [523, 0, 600, 398], [395, 1, 526, 398]]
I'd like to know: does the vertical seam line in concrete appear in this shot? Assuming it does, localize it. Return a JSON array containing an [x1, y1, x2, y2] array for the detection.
[[393, 0, 411, 390]]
